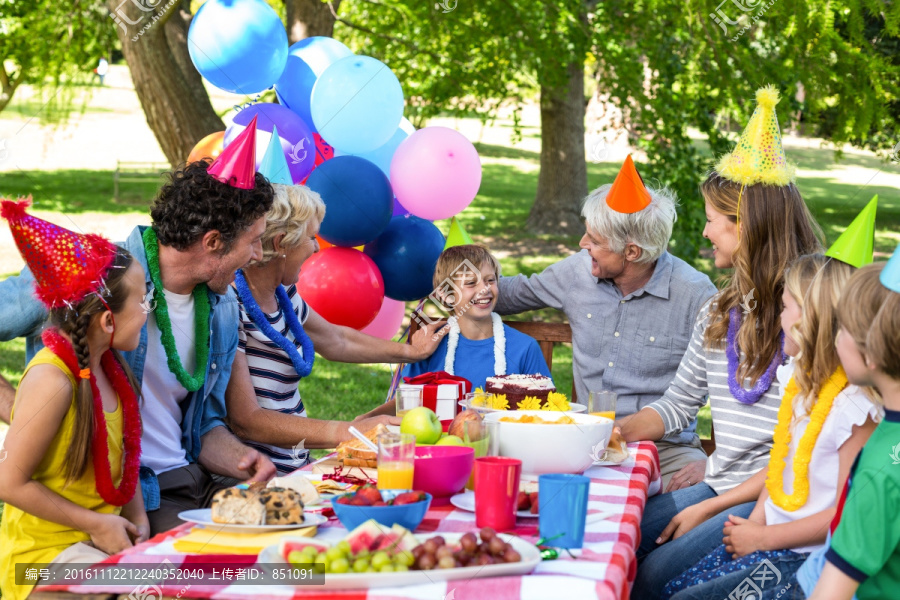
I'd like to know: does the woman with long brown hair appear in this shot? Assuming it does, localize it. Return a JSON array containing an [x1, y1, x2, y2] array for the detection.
[[622, 86, 825, 598]]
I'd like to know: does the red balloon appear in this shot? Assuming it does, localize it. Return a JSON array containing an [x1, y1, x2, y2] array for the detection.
[[297, 247, 384, 330]]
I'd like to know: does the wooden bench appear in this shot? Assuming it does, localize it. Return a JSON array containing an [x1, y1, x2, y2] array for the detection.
[[407, 315, 717, 456], [113, 160, 168, 201]]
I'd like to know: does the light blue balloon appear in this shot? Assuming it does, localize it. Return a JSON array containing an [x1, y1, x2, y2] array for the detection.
[[274, 37, 354, 132], [348, 118, 415, 177], [259, 126, 293, 185], [310, 55, 404, 154], [188, 0, 288, 95]]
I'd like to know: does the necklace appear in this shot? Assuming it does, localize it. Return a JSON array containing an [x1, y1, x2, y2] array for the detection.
[[445, 313, 506, 375], [234, 270, 315, 378], [142, 228, 210, 392], [726, 308, 783, 404], [43, 329, 141, 506], [766, 367, 848, 511]]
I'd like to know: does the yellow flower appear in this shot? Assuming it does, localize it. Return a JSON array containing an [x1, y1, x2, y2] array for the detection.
[[543, 391, 571, 411], [517, 396, 542, 411], [491, 394, 509, 410], [471, 387, 490, 407]]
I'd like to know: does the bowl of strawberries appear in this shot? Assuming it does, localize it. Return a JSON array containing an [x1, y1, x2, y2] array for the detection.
[[333, 486, 432, 531]]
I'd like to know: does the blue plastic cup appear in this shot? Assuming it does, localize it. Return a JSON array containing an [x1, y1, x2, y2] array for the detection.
[[538, 474, 591, 549]]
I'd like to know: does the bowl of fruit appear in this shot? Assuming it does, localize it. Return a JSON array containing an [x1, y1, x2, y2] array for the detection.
[[333, 486, 432, 531]]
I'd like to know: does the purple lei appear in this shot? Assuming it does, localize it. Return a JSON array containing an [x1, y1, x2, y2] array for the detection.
[[726, 307, 783, 405]]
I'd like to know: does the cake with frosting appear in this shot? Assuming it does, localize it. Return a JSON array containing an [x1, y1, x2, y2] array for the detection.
[[485, 374, 556, 404]]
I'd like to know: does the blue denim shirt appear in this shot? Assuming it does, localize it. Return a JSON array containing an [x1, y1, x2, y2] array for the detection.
[[0, 226, 240, 510]]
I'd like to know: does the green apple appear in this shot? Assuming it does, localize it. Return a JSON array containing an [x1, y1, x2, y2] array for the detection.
[[400, 407, 443, 445], [435, 434, 465, 446]]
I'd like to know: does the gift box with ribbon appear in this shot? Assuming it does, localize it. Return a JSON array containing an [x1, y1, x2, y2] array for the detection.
[[401, 371, 472, 428]]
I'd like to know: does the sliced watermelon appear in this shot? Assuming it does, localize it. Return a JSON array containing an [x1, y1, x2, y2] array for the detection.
[[279, 539, 326, 562]]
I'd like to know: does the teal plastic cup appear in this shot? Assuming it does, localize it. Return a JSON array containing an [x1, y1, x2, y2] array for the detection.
[[537, 473, 591, 549]]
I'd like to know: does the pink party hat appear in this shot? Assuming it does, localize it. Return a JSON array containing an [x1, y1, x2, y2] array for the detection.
[[208, 115, 258, 189]]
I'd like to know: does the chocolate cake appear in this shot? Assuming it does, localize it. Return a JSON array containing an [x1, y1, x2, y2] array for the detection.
[[485, 374, 556, 405]]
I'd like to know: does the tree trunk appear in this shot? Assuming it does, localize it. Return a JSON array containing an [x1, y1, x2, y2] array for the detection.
[[527, 61, 587, 235], [107, 0, 223, 167], [285, 0, 341, 44]]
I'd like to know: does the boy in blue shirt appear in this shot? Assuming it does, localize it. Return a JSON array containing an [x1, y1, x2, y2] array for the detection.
[[403, 244, 552, 390]]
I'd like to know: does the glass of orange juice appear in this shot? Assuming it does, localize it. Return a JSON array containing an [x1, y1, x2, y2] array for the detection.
[[588, 390, 617, 421], [376, 432, 415, 490]]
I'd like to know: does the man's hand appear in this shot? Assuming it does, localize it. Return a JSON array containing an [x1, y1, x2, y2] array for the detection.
[[237, 448, 277, 483], [408, 317, 450, 361], [665, 459, 707, 493], [723, 514, 768, 558], [656, 501, 715, 545]]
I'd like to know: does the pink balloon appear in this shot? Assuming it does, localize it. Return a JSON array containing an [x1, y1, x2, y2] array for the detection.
[[390, 127, 482, 221], [360, 297, 407, 340]]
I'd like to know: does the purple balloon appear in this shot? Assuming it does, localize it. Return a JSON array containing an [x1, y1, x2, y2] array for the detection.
[[225, 103, 315, 184], [392, 197, 410, 217]]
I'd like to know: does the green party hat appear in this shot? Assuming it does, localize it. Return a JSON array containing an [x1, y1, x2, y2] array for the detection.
[[826, 195, 878, 268], [443, 216, 474, 250]]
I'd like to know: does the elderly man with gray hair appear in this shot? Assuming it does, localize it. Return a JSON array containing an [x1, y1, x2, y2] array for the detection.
[[496, 156, 717, 490]]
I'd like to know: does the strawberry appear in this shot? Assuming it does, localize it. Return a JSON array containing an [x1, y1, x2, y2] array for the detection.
[[350, 494, 372, 506], [335, 495, 353, 505], [356, 485, 383, 505], [516, 491, 530, 511], [373, 501, 388, 506], [391, 491, 427, 505], [529, 492, 539, 514]]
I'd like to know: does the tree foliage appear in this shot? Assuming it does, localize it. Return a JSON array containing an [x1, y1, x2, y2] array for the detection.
[[0, 0, 116, 119]]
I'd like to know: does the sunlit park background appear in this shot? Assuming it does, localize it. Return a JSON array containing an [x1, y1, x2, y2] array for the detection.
[[1, 1, 899, 525]]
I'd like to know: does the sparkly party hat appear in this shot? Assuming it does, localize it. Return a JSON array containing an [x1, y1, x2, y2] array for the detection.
[[208, 115, 258, 189], [880, 243, 900, 294], [826, 195, 878, 268], [716, 85, 796, 186], [443, 216, 474, 250], [258, 125, 293, 185], [606, 155, 651, 214], [1, 197, 118, 308]]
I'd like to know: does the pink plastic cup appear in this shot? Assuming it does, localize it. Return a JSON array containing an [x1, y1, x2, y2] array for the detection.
[[474, 456, 522, 531]]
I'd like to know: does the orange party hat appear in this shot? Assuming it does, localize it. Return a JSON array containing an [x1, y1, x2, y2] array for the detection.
[[605, 155, 651, 214]]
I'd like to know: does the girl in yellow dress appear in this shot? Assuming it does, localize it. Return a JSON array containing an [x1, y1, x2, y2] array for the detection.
[[0, 198, 148, 600]]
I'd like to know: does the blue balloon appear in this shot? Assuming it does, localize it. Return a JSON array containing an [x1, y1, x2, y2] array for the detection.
[[188, 0, 288, 94], [274, 37, 353, 132], [306, 156, 393, 247], [350, 118, 415, 177], [364, 216, 445, 301], [311, 56, 404, 154]]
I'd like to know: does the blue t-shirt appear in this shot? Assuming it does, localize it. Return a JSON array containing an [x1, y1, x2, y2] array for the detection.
[[402, 323, 552, 390]]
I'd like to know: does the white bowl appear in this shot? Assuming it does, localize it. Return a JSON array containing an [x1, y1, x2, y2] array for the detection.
[[483, 410, 613, 475]]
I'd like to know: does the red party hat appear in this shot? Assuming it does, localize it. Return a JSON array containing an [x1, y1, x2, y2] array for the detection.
[[208, 115, 259, 189], [606, 155, 651, 214], [1, 197, 118, 309]]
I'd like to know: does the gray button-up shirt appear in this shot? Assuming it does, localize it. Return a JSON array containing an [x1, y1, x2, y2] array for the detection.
[[496, 249, 717, 445]]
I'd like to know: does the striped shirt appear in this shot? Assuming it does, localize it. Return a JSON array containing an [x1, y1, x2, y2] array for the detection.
[[237, 283, 311, 474], [647, 298, 784, 493]]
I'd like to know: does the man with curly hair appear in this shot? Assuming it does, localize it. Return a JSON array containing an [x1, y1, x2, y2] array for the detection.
[[0, 161, 278, 533]]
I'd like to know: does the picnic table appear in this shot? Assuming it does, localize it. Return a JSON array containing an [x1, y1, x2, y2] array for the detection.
[[32, 442, 660, 600]]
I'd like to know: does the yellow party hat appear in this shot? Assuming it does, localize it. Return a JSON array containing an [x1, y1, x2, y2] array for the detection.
[[716, 85, 796, 186]]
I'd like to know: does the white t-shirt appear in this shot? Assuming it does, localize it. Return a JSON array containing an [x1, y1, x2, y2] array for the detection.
[[764, 361, 882, 553], [139, 289, 197, 475]]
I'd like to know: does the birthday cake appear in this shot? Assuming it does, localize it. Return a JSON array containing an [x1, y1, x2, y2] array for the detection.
[[485, 374, 556, 404]]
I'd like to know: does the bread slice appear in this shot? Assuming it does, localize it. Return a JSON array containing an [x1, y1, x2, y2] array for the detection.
[[336, 423, 389, 468], [604, 428, 630, 464], [268, 474, 320, 506], [258, 486, 305, 525], [210, 487, 266, 525]]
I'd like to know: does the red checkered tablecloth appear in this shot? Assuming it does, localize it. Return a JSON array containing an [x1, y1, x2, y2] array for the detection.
[[36, 442, 659, 600]]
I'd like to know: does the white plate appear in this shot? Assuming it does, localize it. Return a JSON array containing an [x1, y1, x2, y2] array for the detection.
[[177, 509, 327, 534], [449, 491, 538, 519], [258, 532, 540, 589]]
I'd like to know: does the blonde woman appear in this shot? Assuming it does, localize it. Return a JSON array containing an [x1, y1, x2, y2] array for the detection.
[[225, 184, 446, 474]]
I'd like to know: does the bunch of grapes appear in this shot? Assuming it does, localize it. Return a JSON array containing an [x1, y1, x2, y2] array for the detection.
[[411, 527, 522, 570], [287, 540, 415, 574]]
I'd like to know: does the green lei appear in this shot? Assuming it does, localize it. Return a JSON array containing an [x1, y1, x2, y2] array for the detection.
[[142, 227, 211, 392]]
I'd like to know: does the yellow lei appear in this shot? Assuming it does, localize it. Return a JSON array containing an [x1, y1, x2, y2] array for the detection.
[[765, 366, 848, 512]]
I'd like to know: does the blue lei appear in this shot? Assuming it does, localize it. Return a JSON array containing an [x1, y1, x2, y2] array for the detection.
[[234, 270, 315, 378]]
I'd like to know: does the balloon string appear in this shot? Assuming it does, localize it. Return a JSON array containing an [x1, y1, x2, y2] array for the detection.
[[384, 299, 426, 404]]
